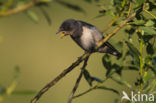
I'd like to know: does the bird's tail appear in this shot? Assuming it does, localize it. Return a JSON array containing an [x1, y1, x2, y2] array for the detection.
[[98, 42, 122, 58]]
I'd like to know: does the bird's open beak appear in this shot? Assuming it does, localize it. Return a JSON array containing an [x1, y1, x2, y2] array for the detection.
[[56, 30, 70, 38], [56, 31, 66, 38]]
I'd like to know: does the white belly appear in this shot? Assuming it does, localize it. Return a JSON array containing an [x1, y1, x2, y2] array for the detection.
[[80, 27, 95, 50]]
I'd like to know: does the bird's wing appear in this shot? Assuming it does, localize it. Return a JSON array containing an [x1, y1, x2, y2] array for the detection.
[[78, 20, 104, 43], [90, 26, 104, 43]]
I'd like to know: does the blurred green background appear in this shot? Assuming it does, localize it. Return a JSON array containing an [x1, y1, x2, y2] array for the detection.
[[0, 0, 138, 103]]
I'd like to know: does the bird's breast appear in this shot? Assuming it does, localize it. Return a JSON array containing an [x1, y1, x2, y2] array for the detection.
[[79, 27, 95, 51]]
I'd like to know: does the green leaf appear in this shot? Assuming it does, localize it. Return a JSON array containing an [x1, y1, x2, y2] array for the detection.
[[83, 69, 93, 86], [39, 6, 51, 25], [143, 72, 154, 83], [145, 20, 155, 27], [96, 86, 119, 94], [113, 0, 122, 6], [25, 10, 39, 23], [56, 1, 85, 13], [102, 55, 114, 77], [12, 90, 37, 95], [136, 0, 146, 7], [124, 65, 139, 71], [0, 85, 6, 95], [125, 41, 140, 65], [134, 19, 145, 25], [146, 43, 154, 55], [111, 76, 131, 88], [140, 26, 156, 35], [144, 63, 156, 75]]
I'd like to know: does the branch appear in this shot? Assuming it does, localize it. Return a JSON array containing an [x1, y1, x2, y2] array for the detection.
[[73, 77, 108, 99], [0, 0, 41, 16], [30, 53, 90, 103], [30, 13, 136, 103], [68, 57, 89, 103]]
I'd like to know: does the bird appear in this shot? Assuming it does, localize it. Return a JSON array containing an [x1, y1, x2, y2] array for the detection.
[[56, 19, 121, 57]]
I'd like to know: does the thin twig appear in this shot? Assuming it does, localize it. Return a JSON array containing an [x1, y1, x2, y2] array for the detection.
[[31, 53, 90, 103], [68, 57, 89, 103], [127, 2, 132, 17], [144, 9, 156, 19], [31, 13, 136, 103]]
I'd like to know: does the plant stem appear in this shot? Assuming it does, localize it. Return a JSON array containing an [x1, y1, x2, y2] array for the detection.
[[139, 38, 143, 91], [144, 9, 156, 19]]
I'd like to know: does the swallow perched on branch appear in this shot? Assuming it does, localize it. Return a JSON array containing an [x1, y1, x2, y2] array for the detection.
[[57, 19, 121, 57]]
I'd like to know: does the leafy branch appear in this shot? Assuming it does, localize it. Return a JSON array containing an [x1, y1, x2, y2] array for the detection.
[[0, 0, 42, 16], [30, 12, 136, 103]]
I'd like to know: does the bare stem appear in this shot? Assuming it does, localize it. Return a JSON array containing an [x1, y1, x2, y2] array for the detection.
[[68, 57, 89, 103]]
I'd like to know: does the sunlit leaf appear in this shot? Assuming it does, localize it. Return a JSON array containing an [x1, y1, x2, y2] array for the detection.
[[25, 10, 39, 23], [143, 72, 154, 83], [145, 20, 155, 27], [140, 26, 156, 35], [134, 19, 145, 25], [111, 76, 131, 88], [96, 86, 119, 94], [6, 81, 17, 95]]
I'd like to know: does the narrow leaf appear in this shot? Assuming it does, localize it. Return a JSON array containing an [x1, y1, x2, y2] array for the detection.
[[96, 86, 119, 94], [25, 10, 39, 23], [39, 6, 52, 25], [125, 41, 140, 65], [83, 69, 93, 86], [111, 76, 131, 88], [56, 1, 85, 13]]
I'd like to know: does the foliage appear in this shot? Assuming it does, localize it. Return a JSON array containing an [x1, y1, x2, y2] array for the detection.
[[0, 0, 156, 103], [80, 0, 156, 102], [0, 66, 36, 102]]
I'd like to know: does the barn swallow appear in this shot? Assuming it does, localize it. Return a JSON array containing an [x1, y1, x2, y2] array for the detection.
[[56, 19, 121, 57]]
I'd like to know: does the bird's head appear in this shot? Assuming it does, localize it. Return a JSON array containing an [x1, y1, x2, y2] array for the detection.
[[56, 19, 79, 37]]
